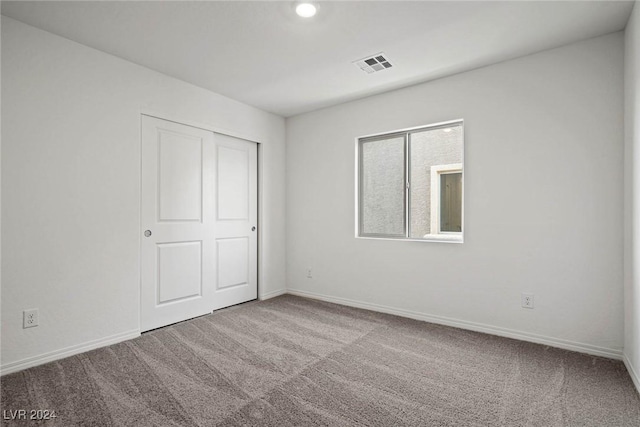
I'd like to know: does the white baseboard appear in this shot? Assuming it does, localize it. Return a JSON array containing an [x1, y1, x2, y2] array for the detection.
[[287, 289, 623, 360], [259, 288, 287, 300], [1, 290, 286, 376], [1, 292, 626, 377], [0, 329, 140, 376], [623, 353, 640, 395]]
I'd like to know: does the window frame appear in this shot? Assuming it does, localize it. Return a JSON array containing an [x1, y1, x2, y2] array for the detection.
[[357, 131, 408, 239], [355, 119, 464, 243]]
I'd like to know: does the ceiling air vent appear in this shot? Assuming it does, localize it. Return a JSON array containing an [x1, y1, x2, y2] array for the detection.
[[353, 53, 393, 74]]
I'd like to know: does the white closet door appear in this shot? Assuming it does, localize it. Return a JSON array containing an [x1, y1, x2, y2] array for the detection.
[[141, 116, 257, 332], [211, 133, 258, 311]]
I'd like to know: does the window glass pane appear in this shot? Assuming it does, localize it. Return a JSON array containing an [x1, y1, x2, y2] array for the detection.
[[360, 136, 405, 236], [409, 125, 462, 238], [440, 173, 462, 232]]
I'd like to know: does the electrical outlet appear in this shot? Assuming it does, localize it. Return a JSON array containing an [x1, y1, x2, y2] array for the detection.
[[306, 268, 313, 279], [23, 309, 39, 328], [521, 293, 534, 309]]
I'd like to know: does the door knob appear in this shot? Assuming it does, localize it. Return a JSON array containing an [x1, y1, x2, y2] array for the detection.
[[251, 226, 256, 232], [144, 230, 152, 237]]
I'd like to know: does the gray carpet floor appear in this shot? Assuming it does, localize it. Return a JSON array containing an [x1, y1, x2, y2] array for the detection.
[[1, 295, 639, 426]]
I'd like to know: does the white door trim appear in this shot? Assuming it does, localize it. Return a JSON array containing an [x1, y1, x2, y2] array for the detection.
[[139, 109, 264, 144]]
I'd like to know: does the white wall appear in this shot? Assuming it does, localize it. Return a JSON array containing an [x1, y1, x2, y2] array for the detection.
[[624, 1, 640, 392], [286, 33, 625, 358], [0, 16, 3, 370], [1, 17, 286, 372]]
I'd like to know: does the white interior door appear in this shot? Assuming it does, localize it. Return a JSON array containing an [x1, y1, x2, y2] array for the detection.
[[141, 116, 257, 332], [212, 133, 258, 311]]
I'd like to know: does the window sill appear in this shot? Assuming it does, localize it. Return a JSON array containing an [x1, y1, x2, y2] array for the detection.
[[422, 233, 462, 242], [356, 234, 463, 244]]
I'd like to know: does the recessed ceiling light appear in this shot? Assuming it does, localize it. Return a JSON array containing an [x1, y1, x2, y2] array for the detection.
[[296, 3, 317, 18], [443, 128, 453, 133]]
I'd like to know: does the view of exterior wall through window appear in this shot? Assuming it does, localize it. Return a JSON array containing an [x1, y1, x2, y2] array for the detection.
[[357, 121, 463, 242]]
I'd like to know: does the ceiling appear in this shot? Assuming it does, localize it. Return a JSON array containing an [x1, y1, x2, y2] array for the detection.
[[1, 1, 634, 117]]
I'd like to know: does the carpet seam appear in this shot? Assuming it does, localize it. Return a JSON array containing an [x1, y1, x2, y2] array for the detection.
[[162, 327, 253, 401], [214, 321, 391, 426]]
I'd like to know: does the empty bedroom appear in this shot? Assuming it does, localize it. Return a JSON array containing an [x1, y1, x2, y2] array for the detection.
[[1, 0, 640, 425]]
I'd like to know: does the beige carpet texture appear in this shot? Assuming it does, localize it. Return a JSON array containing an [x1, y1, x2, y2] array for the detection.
[[1, 295, 639, 426]]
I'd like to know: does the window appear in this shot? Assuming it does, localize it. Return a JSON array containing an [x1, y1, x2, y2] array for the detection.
[[357, 121, 463, 242]]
